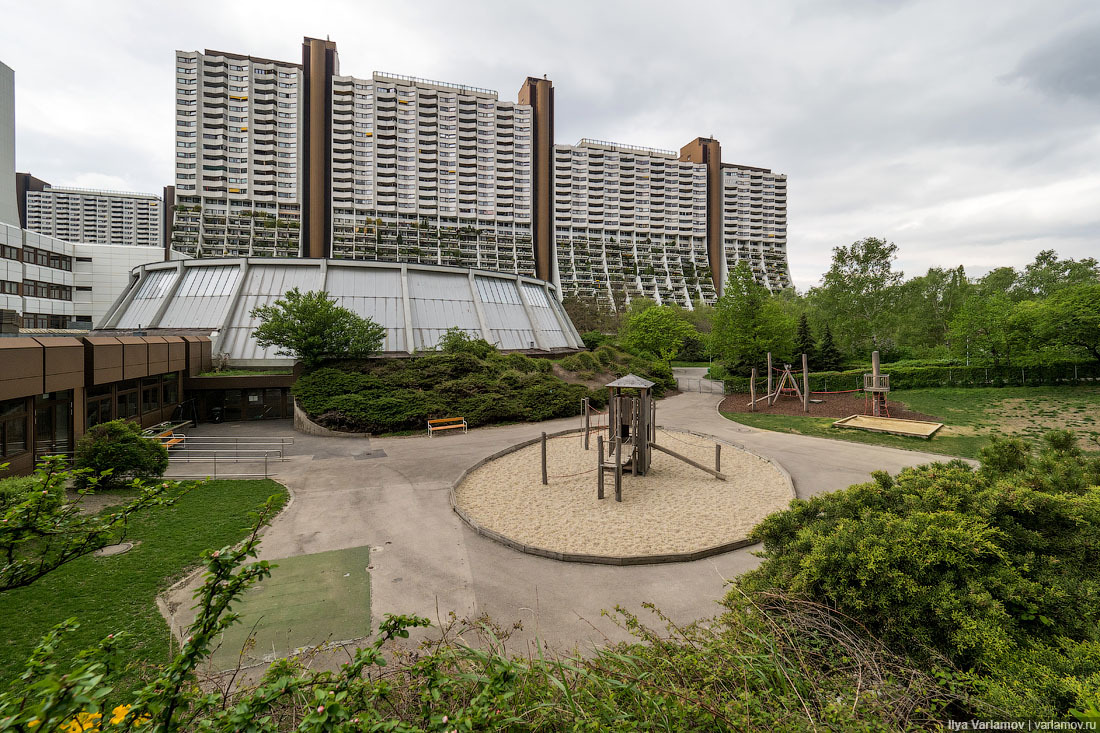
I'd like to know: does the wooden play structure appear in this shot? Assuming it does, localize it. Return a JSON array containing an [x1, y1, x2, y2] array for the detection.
[[748, 353, 811, 413], [582, 374, 726, 502]]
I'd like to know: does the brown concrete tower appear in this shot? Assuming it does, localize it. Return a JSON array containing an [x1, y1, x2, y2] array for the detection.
[[301, 37, 339, 258], [518, 76, 554, 282], [679, 137, 723, 293]]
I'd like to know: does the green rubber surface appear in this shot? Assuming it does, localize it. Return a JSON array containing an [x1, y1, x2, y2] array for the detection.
[[211, 545, 371, 670]]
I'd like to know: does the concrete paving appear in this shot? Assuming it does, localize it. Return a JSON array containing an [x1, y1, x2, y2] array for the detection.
[[163, 377, 958, 661]]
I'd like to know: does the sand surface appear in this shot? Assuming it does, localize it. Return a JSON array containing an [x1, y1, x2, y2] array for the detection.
[[454, 429, 794, 557]]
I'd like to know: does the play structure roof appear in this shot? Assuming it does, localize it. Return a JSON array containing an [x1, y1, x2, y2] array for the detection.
[[605, 374, 655, 389]]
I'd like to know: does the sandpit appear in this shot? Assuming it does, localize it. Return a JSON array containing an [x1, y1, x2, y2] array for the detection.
[[453, 430, 794, 561]]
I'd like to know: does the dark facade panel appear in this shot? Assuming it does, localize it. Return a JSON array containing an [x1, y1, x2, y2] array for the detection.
[[83, 336, 125, 385], [146, 336, 170, 375], [0, 340, 43, 400], [164, 336, 187, 372], [119, 337, 150, 380], [32, 337, 84, 393]]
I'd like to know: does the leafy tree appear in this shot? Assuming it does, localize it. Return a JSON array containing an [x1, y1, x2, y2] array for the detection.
[[794, 313, 815, 363], [817, 324, 843, 371], [1029, 284, 1100, 365], [0, 456, 177, 591], [712, 262, 795, 372], [893, 266, 971, 354], [1012, 250, 1100, 301], [948, 292, 1015, 366], [619, 305, 697, 363], [977, 266, 1018, 297], [810, 237, 903, 356], [250, 288, 385, 368], [561, 296, 621, 333], [74, 420, 168, 491]]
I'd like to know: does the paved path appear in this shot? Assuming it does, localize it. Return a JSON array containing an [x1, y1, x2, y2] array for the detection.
[[164, 384, 955, 657]]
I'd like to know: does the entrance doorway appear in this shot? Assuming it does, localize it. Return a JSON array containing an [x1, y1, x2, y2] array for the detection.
[[35, 390, 74, 458]]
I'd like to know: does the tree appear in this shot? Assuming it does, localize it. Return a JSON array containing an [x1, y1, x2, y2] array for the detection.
[[893, 266, 971, 355], [619, 305, 697, 363], [0, 456, 176, 591], [73, 419, 168, 491], [250, 288, 385, 368], [794, 313, 815, 363], [947, 292, 1014, 366], [712, 263, 795, 373], [817, 324, 843, 371], [810, 237, 903, 356], [1031, 284, 1100, 365], [1012, 250, 1100, 301]]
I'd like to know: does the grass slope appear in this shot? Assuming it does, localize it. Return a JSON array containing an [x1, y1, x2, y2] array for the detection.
[[0, 479, 288, 694], [723, 386, 1100, 459]]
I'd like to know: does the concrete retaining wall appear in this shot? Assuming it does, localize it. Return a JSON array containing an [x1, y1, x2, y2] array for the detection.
[[293, 400, 371, 439]]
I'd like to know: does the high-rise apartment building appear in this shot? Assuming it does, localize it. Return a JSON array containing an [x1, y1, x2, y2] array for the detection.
[[552, 139, 715, 306], [722, 164, 789, 289], [19, 183, 162, 247], [169, 37, 791, 305], [170, 48, 304, 258], [327, 72, 536, 275]]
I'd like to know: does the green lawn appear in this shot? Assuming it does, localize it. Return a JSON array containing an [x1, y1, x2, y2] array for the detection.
[[723, 386, 1100, 459], [0, 479, 288, 694]]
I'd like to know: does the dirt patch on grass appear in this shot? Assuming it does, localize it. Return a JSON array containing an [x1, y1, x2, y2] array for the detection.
[[719, 392, 940, 422], [990, 397, 1100, 450], [551, 363, 614, 390]]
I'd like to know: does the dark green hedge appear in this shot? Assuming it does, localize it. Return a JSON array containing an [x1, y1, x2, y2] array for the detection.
[[723, 361, 1100, 393], [294, 345, 676, 434]]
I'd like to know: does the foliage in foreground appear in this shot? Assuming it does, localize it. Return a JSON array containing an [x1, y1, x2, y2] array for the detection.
[[0, 456, 177, 592], [0, 503, 974, 732], [293, 338, 673, 434], [74, 420, 169, 491], [741, 430, 1100, 719], [251, 288, 386, 368]]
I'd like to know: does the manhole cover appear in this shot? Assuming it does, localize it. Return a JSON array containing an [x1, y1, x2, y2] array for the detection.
[[94, 542, 134, 557]]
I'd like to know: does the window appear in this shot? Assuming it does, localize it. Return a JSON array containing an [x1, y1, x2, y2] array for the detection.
[[141, 378, 161, 414], [116, 380, 139, 420], [0, 398, 28, 457], [163, 373, 179, 405]]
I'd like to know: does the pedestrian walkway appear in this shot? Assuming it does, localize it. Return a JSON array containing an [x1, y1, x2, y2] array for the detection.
[[164, 382, 957, 665]]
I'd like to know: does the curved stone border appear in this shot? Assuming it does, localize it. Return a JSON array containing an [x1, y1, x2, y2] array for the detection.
[[293, 401, 371, 438], [449, 427, 795, 566]]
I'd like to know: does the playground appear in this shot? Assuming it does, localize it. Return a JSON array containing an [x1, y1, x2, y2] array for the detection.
[[453, 429, 792, 560]]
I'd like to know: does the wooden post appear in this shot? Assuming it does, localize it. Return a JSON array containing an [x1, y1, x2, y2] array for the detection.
[[541, 432, 548, 485], [614, 436, 623, 502], [750, 367, 757, 412], [766, 352, 774, 406], [872, 349, 881, 417], [583, 397, 590, 450], [715, 443, 721, 473], [802, 353, 809, 413], [597, 435, 605, 499], [650, 442, 727, 480]]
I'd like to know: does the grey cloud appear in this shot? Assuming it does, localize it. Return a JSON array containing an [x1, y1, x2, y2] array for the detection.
[[1011, 22, 1100, 102]]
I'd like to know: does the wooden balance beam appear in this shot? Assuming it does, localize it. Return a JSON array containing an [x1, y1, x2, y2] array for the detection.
[[649, 442, 727, 480]]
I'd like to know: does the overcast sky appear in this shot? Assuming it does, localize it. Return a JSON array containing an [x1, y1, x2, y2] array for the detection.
[[2, 0, 1097, 290]]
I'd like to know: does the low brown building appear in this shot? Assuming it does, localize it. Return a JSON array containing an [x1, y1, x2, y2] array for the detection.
[[0, 334, 213, 476]]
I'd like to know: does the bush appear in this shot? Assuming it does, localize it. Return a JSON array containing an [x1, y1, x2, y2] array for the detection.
[[73, 420, 168, 491], [436, 327, 497, 359], [740, 431, 1100, 718], [579, 330, 608, 350], [0, 475, 41, 512]]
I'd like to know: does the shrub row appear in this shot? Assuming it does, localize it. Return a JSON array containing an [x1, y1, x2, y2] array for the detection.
[[722, 360, 1100, 393], [295, 350, 599, 434]]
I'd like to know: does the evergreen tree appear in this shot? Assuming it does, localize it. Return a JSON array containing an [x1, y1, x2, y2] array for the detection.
[[794, 313, 815, 363], [817, 323, 843, 371]]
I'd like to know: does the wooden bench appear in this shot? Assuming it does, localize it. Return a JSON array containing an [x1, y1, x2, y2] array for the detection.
[[427, 417, 467, 437], [155, 430, 184, 449]]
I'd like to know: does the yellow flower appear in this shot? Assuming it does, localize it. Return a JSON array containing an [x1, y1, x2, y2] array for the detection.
[[64, 711, 102, 733], [28, 720, 40, 728], [109, 706, 131, 725]]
